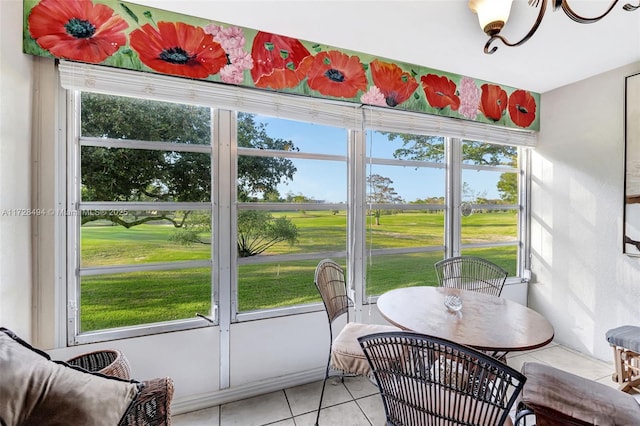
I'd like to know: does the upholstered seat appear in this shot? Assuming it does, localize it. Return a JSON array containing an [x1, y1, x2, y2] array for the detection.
[[331, 321, 399, 376], [607, 325, 640, 352], [516, 362, 640, 426], [313, 259, 399, 425]]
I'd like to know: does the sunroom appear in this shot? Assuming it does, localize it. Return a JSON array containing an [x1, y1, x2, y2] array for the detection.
[[2, 0, 640, 424]]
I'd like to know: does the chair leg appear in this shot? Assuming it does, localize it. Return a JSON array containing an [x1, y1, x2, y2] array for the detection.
[[513, 401, 535, 426], [315, 353, 332, 426], [611, 345, 640, 393]]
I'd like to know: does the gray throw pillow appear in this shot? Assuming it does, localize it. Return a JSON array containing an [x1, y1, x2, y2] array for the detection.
[[0, 328, 140, 426]]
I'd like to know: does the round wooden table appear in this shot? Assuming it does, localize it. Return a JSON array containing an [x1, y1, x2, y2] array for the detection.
[[376, 286, 554, 355]]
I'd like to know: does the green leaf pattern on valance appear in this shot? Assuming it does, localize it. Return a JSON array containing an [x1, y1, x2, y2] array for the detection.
[[23, 0, 540, 131]]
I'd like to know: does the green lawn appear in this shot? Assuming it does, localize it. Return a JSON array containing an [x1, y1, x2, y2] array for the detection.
[[79, 211, 518, 331]]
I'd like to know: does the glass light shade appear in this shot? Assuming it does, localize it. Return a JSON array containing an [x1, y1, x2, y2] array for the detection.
[[469, 0, 513, 35]]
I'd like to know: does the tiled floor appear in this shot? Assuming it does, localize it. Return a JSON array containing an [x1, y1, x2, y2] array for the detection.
[[172, 342, 620, 426]]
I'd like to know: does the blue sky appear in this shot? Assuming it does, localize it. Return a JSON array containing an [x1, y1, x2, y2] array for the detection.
[[256, 114, 503, 203]]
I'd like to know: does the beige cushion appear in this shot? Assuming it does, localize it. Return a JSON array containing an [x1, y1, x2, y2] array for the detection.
[[520, 362, 640, 425], [0, 328, 140, 426], [330, 322, 400, 376]]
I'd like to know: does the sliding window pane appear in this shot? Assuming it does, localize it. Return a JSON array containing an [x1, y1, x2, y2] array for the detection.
[[80, 267, 211, 332], [237, 260, 322, 311], [366, 252, 442, 296], [369, 131, 445, 164], [460, 209, 519, 245], [367, 164, 445, 205], [462, 140, 515, 166], [76, 90, 215, 335], [236, 209, 347, 257], [462, 168, 518, 206], [273, 158, 346, 204], [367, 209, 444, 250], [461, 246, 518, 277], [460, 140, 520, 276], [461, 168, 519, 245], [81, 93, 211, 145], [81, 148, 211, 202], [365, 129, 445, 297], [235, 114, 348, 313], [80, 211, 211, 267], [241, 113, 347, 155]]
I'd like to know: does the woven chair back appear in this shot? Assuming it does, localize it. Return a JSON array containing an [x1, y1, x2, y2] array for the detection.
[[67, 349, 132, 380], [359, 331, 526, 426], [435, 256, 508, 297], [314, 259, 350, 325]]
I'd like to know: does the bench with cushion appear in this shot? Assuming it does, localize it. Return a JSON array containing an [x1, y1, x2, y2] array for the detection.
[[606, 325, 640, 393], [516, 362, 640, 426]]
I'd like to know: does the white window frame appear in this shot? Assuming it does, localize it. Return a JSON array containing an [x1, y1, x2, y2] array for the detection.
[[57, 61, 536, 344], [66, 93, 218, 345]]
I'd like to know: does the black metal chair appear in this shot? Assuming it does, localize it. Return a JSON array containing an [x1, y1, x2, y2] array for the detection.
[[313, 259, 398, 426], [435, 255, 509, 297], [359, 331, 526, 426]]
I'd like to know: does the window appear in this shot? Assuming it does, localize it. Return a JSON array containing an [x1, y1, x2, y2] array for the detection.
[[459, 140, 521, 275], [234, 114, 349, 318], [362, 130, 525, 298], [59, 61, 534, 343], [70, 92, 214, 343], [364, 129, 446, 297]]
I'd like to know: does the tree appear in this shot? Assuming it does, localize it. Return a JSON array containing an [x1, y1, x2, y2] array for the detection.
[[80, 93, 298, 223], [80, 93, 212, 226], [382, 132, 518, 206], [462, 182, 487, 203], [367, 174, 403, 225], [171, 210, 298, 257], [236, 211, 298, 257], [80, 93, 300, 256], [285, 192, 313, 203], [497, 158, 519, 203], [236, 113, 299, 201], [383, 132, 516, 166]]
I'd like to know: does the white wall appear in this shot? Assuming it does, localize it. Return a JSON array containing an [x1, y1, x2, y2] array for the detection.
[[531, 62, 640, 361], [0, 0, 33, 339]]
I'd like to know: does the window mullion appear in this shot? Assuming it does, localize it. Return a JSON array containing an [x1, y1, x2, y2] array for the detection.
[[66, 90, 81, 345], [519, 147, 532, 279], [215, 109, 234, 390], [349, 128, 367, 321], [446, 137, 462, 258]]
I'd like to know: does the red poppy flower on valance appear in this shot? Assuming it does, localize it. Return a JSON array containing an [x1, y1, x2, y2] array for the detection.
[[130, 22, 228, 79], [250, 32, 313, 89], [306, 51, 368, 98], [369, 60, 419, 107], [480, 84, 508, 121], [27, 0, 128, 63], [508, 89, 537, 128], [421, 74, 460, 111]]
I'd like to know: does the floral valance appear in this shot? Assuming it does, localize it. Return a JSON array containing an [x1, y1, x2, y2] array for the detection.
[[23, 0, 540, 131]]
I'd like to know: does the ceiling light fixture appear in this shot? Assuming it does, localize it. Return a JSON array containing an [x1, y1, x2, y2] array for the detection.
[[469, 0, 639, 54]]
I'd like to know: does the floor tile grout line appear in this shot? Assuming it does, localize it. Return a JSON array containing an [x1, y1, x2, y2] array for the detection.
[[281, 388, 296, 422], [353, 396, 375, 426]]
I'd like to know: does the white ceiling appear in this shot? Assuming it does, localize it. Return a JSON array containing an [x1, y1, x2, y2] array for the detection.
[[131, 0, 640, 93]]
